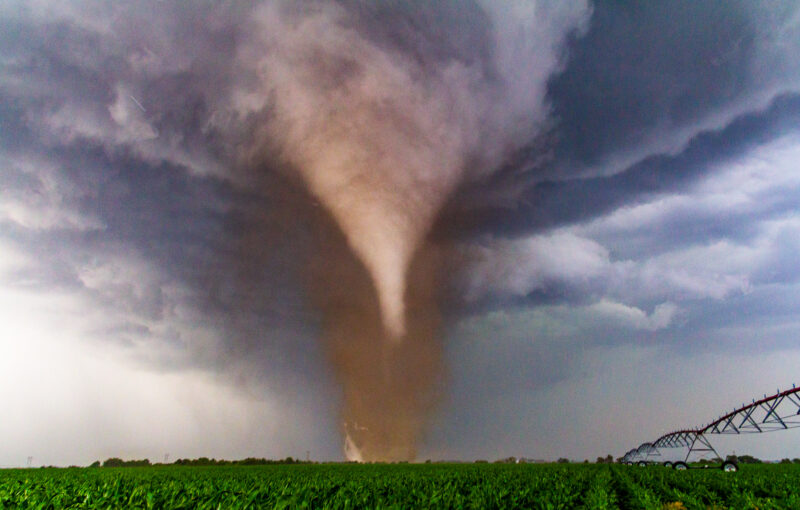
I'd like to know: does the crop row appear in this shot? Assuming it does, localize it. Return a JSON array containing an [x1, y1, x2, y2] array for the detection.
[[2, 463, 800, 509]]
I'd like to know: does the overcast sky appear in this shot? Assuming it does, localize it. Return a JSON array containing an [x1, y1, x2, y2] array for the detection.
[[2, 1, 800, 466]]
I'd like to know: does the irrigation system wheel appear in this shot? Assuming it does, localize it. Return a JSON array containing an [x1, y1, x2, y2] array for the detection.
[[637, 461, 647, 467], [721, 461, 738, 472], [673, 462, 688, 471], [662, 461, 673, 468]]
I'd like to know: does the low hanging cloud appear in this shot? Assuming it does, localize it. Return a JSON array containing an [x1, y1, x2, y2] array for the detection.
[[586, 300, 678, 332], [456, 229, 749, 309], [459, 232, 610, 302], [458, 133, 800, 324], [547, 0, 800, 181]]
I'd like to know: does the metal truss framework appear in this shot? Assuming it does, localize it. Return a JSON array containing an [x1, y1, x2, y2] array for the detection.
[[622, 385, 800, 464]]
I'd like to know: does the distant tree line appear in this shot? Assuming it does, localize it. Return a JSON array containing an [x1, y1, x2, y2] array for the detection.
[[92, 458, 151, 468], [89, 456, 308, 468], [493, 457, 517, 464], [172, 457, 305, 466], [725, 455, 800, 465], [725, 455, 762, 464]]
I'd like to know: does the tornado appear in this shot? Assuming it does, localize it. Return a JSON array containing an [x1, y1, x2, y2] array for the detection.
[[231, 0, 590, 461]]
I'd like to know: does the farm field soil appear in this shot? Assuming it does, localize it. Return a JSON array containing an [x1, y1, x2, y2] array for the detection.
[[2, 463, 800, 509]]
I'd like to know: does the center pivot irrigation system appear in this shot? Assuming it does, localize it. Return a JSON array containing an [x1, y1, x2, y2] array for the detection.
[[621, 384, 800, 472]]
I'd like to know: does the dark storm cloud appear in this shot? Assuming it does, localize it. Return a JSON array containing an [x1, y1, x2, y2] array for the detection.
[[440, 92, 800, 241], [0, 1, 322, 356], [442, 0, 800, 239], [10, 0, 794, 344], [548, 0, 760, 167], [3, 0, 800, 464], [1, 124, 319, 391], [543, 0, 800, 178], [1, 0, 594, 461]]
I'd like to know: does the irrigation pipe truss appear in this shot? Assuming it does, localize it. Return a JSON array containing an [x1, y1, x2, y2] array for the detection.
[[621, 384, 800, 469]]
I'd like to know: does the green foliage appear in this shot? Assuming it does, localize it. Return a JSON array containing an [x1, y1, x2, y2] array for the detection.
[[726, 454, 762, 464], [102, 458, 151, 468], [171, 456, 305, 466], [494, 457, 517, 464], [1, 463, 800, 508]]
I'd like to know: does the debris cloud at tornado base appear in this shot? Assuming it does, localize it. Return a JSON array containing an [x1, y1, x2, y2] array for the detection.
[[223, 1, 590, 461]]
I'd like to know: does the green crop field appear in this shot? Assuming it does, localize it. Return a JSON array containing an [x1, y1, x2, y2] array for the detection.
[[2, 463, 800, 509]]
